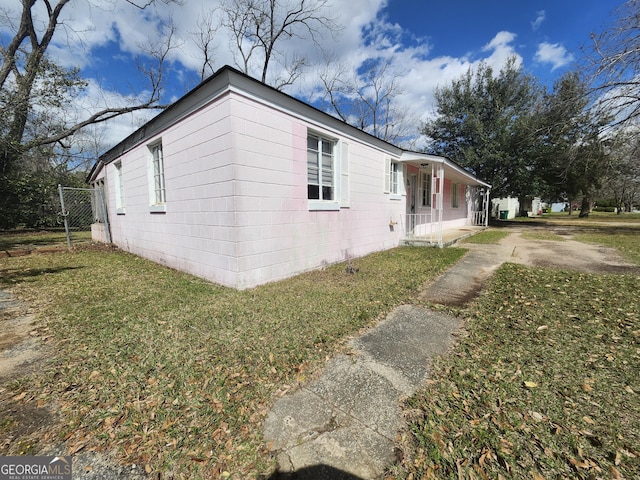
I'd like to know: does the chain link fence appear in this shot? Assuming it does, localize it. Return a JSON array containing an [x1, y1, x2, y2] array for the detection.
[[58, 185, 110, 247]]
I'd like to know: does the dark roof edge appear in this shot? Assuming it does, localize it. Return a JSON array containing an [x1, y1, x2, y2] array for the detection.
[[90, 66, 403, 175], [88, 65, 488, 188]]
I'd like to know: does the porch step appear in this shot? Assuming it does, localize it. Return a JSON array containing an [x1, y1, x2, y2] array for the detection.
[[401, 227, 487, 248]]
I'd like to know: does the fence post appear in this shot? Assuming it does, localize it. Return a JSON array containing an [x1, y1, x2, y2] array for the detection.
[[58, 184, 72, 249]]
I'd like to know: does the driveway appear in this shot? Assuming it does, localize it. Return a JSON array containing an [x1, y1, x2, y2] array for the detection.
[[423, 224, 640, 306]]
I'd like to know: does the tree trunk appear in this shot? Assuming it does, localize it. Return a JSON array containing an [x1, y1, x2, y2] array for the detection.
[[578, 196, 591, 218]]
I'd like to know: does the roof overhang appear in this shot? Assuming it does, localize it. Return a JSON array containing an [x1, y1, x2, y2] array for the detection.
[[89, 66, 404, 178], [399, 151, 491, 188]]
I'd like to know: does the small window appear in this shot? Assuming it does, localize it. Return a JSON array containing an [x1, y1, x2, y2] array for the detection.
[[390, 162, 400, 195], [421, 172, 431, 207], [452, 183, 459, 208], [148, 141, 166, 211], [114, 161, 125, 214], [384, 158, 403, 198], [307, 134, 335, 201]]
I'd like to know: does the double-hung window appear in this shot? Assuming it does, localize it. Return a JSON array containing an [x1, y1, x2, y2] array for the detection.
[[390, 162, 400, 195], [384, 158, 403, 199], [421, 172, 431, 207], [451, 182, 460, 208], [307, 133, 336, 204], [148, 141, 166, 212]]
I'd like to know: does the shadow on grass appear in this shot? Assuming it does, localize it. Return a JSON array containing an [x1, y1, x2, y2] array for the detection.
[[265, 465, 363, 479], [0, 266, 83, 288], [490, 219, 640, 235], [0, 229, 92, 251]]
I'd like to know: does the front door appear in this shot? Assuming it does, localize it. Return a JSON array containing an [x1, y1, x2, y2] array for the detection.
[[407, 173, 417, 232]]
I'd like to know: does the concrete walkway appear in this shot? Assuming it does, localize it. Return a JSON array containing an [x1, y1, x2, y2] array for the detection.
[[263, 241, 517, 479]]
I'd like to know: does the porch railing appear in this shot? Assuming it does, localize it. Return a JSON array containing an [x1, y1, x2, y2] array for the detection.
[[404, 213, 439, 243], [471, 210, 486, 226]]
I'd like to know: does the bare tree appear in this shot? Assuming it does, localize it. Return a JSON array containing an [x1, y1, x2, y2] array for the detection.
[[191, 9, 218, 81], [586, 0, 640, 127], [0, 0, 179, 227], [0, 0, 178, 155], [319, 56, 417, 145], [218, 0, 339, 90]]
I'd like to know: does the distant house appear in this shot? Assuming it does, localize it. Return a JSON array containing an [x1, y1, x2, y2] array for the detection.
[[88, 66, 491, 289], [492, 197, 544, 219]]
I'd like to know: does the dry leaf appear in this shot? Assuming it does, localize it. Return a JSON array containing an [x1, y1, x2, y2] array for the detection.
[[582, 415, 596, 425], [625, 385, 634, 394], [524, 381, 538, 388], [568, 457, 589, 469], [536, 325, 548, 332], [12, 391, 26, 401], [530, 411, 544, 421], [609, 465, 621, 479]]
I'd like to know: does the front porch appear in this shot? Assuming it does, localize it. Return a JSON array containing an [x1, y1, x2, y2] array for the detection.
[[401, 223, 487, 247], [398, 152, 491, 247]]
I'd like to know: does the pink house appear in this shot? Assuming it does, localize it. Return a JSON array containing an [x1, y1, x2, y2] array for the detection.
[[89, 66, 490, 289]]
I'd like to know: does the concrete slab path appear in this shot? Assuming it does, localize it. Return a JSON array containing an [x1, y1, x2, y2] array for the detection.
[[263, 238, 520, 479], [263, 225, 639, 478], [263, 306, 462, 479]]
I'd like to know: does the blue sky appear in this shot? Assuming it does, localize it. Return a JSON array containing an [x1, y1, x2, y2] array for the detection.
[[0, 0, 625, 149], [381, 0, 619, 84]]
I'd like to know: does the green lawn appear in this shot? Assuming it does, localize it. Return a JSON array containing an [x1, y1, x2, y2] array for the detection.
[[0, 229, 91, 251], [392, 232, 640, 479], [0, 244, 464, 478], [460, 229, 511, 244], [1, 226, 638, 479], [514, 211, 640, 224]]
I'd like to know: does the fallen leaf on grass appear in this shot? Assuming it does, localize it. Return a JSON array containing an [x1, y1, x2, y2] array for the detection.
[[524, 381, 538, 389], [12, 391, 26, 401], [582, 416, 596, 425], [610, 465, 622, 479], [568, 457, 590, 469], [530, 411, 544, 421], [625, 385, 635, 394]]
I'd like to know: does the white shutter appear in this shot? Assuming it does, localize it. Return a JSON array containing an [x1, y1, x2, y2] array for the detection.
[[340, 142, 350, 207], [399, 164, 405, 195], [384, 157, 391, 193]]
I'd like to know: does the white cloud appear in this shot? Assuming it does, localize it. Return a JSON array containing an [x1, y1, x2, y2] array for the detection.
[[481, 31, 522, 70], [534, 42, 574, 70], [1, 0, 536, 150], [531, 10, 546, 31]]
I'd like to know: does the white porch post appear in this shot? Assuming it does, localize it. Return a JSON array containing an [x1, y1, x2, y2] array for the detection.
[[484, 188, 491, 226], [435, 165, 444, 246]]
